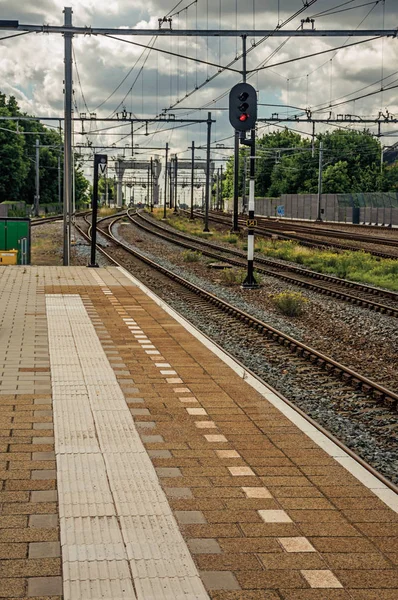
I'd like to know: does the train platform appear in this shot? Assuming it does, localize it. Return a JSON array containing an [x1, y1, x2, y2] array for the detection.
[[0, 264, 397, 600]]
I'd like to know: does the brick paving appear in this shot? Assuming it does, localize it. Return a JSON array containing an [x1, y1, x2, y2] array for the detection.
[[0, 265, 397, 599]]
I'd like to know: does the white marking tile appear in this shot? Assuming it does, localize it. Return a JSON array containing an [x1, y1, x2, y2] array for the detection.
[[142, 345, 156, 349], [166, 378, 183, 384], [258, 510, 292, 523], [145, 350, 160, 355], [216, 450, 240, 458], [179, 397, 198, 404], [174, 387, 191, 393], [204, 435, 227, 443], [195, 421, 217, 429], [155, 363, 171, 368], [228, 466, 255, 477], [186, 408, 207, 416], [278, 537, 316, 553], [301, 570, 343, 589], [242, 487, 272, 498], [160, 370, 177, 375]]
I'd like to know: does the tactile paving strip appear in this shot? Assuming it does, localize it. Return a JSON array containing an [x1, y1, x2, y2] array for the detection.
[[46, 294, 209, 600]]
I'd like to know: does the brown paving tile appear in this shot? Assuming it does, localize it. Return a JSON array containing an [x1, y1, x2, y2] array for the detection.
[[236, 569, 307, 589], [219, 538, 282, 554], [0, 558, 60, 577], [0, 577, 26, 597], [348, 591, 398, 599], [280, 591, 350, 599], [334, 570, 398, 588], [195, 553, 262, 571], [209, 592, 280, 600]]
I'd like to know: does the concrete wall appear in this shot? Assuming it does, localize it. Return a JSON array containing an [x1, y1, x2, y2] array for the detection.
[[223, 195, 398, 225]]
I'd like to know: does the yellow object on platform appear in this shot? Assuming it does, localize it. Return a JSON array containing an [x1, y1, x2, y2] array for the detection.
[[0, 249, 18, 265]]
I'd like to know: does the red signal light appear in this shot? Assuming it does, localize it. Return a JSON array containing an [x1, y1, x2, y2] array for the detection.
[[239, 114, 249, 122]]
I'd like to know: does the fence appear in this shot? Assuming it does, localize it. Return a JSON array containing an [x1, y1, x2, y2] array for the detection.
[[223, 192, 398, 226]]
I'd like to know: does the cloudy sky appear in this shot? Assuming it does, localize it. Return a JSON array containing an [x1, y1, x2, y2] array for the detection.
[[1, 0, 397, 193]]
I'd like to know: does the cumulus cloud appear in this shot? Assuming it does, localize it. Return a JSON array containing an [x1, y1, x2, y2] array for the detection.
[[1, 0, 397, 181]]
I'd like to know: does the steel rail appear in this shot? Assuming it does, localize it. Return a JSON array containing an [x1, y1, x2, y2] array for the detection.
[[194, 210, 398, 260]]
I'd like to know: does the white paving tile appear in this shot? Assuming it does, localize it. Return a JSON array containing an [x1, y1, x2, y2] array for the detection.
[[46, 294, 209, 600]]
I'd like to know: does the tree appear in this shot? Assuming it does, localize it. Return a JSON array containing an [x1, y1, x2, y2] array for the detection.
[[0, 101, 29, 201], [256, 130, 304, 196], [322, 161, 351, 193], [0, 92, 90, 208]]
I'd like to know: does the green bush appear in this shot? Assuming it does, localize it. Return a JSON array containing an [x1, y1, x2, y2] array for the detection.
[[182, 249, 202, 262], [222, 234, 239, 244], [271, 291, 308, 317], [219, 268, 246, 285]]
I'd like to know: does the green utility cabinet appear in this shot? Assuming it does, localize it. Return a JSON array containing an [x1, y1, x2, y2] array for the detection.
[[0, 218, 31, 265]]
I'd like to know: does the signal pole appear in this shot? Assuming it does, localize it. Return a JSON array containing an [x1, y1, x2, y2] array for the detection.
[[88, 154, 107, 268], [242, 128, 258, 289]]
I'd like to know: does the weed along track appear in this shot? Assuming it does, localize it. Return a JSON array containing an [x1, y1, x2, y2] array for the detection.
[[191, 209, 398, 260], [127, 209, 398, 318], [73, 211, 398, 486]]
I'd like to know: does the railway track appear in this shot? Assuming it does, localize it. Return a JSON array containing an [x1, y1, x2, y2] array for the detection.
[[75, 211, 398, 411], [127, 210, 398, 318], [31, 214, 63, 226], [254, 215, 398, 248], [73, 211, 398, 488], [31, 210, 91, 226], [188, 210, 398, 260]]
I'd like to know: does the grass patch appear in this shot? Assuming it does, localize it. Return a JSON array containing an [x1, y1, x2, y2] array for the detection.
[[254, 239, 398, 291], [152, 211, 398, 292], [219, 268, 246, 285], [99, 207, 119, 217], [182, 249, 202, 262], [271, 291, 308, 317]]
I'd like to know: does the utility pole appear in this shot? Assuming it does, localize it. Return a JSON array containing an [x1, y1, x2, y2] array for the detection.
[[163, 142, 168, 219], [220, 164, 223, 211], [150, 157, 154, 212], [63, 6, 73, 266], [58, 154, 61, 207], [232, 130, 240, 231], [146, 164, 150, 208], [317, 140, 324, 221], [34, 138, 40, 217], [242, 128, 258, 289], [174, 155, 178, 212], [190, 140, 195, 219], [216, 168, 220, 211], [204, 111, 212, 232], [169, 158, 173, 210]]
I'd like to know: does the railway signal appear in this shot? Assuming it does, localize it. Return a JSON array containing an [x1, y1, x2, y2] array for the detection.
[[229, 82, 257, 132]]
